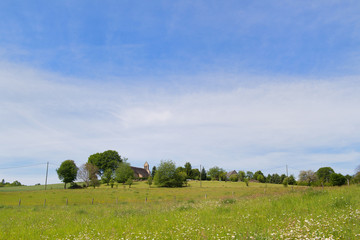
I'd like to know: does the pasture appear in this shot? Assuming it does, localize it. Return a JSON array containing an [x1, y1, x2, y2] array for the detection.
[[0, 181, 359, 239]]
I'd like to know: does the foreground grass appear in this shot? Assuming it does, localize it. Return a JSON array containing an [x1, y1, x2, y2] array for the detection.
[[0, 182, 359, 239]]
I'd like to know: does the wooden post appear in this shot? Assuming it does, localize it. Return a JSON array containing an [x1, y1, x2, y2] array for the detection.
[[174, 196, 176, 202], [145, 197, 147, 203], [205, 194, 207, 200], [18, 198, 21, 206], [44, 199, 46, 207], [232, 191, 234, 197], [92, 198, 94, 205]]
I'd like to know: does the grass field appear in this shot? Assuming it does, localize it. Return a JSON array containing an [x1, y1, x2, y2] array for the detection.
[[0, 181, 359, 239]]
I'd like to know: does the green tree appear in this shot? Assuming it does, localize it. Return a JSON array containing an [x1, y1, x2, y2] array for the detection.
[[115, 162, 134, 184], [101, 168, 113, 185], [330, 173, 346, 186], [191, 168, 200, 180], [254, 171, 265, 183], [147, 176, 153, 188], [88, 150, 122, 175], [184, 162, 192, 178], [154, 160, 185, 187], [151, 166, 157, 178], [229, 174, 239, 182], [208, 166, 226, 181], [200, 167, 207, 180], [316, 167, 335, 183], [57, 160, 78, 189], [246, 171, 254, 180], [238, 171, 246, 181], [288, 175, 296, 185]]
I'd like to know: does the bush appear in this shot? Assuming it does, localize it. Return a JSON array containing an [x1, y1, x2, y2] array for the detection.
[[69, 183, 83, 189]]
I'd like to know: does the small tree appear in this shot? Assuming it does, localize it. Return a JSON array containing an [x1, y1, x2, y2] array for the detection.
[[147, 176, 153, 188], [57, 160, 78, 189], [298, 170, 317, 186], [125, 177, 133, 188], [154, 160, 185, 187], [151, 166, 157, 178], [101, 168, 113, 185], [200, 167, 207, 180], [244, 178, 249, 186], [229, 174, 238, 182], [77, 163, 99, 188], [184, 162, 192, 179], [238, 171, 246, 181], [282, 177, 288, 187]]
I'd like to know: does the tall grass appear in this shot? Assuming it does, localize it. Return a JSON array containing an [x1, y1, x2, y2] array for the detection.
[[0, 182, 359, 239]]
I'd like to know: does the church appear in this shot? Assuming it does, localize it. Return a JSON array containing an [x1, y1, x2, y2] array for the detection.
[[130, 162, 150, 179]]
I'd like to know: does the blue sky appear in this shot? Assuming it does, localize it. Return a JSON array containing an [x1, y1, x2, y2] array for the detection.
[[1, 1, 360, 185]]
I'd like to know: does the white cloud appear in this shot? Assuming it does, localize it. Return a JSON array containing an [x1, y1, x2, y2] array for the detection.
[[1, 62, 360, 184]]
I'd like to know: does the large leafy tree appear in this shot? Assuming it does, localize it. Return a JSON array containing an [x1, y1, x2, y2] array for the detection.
[[115, 162, 134, 184], [57, 160, 78, 189], [207, 166, 226, 181], [316, 167, 335, 183], [154, 160, 185, 187], [88, 150, 122, 175]]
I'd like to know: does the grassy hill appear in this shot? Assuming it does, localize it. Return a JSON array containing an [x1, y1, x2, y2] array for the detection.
[[0, 181, 359, 239]]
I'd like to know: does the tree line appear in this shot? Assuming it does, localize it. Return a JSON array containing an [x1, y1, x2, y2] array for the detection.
[[0, 179, 22, 187], [56, 150, 360, 188]]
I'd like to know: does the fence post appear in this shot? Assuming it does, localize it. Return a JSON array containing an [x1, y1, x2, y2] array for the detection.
[[44, 199, 46, 207], [66, 198, 68, 206], [18, 198, 21, 206], [205, 194, 207, 200], [145, 197, 147, 203]]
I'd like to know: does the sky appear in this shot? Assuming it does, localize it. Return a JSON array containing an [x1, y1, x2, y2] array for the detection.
[[1, 1, 360, 185]]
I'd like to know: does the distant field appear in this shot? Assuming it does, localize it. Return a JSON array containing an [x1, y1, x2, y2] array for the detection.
[[0, 183, 65, 192], [0, 182, 359, 239]]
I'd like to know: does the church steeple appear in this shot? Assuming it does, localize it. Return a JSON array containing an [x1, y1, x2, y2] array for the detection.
[[144, 162, 150, 174]]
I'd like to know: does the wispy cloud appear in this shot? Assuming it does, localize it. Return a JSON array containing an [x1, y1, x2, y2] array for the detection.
[[1, 62, 360, 184]]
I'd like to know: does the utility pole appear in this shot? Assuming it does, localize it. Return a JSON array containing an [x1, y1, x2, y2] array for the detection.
[[286, 165, 288, 178], [200, 165, 202, 188], [45, 162, 49, 190]]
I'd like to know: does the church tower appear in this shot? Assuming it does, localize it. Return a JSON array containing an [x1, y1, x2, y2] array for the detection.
[[144, 162, 150, 174]]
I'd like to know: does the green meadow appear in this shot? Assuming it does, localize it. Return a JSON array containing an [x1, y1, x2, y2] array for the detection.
[[0, 182, 359, 239]]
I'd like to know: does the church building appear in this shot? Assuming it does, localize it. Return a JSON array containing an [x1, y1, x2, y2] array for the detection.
[[130, 162, 150, 179]]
